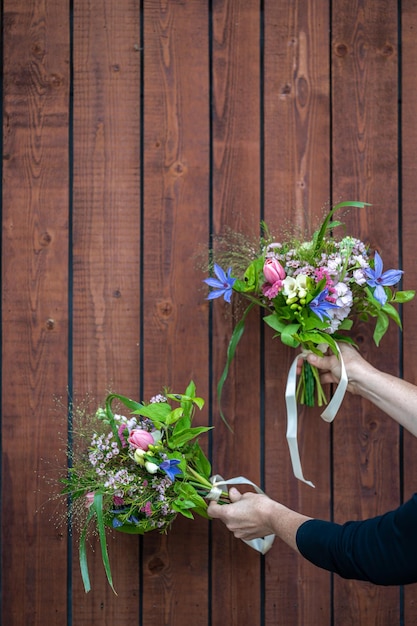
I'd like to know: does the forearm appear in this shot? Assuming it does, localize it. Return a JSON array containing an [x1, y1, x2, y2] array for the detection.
[[352, 363, 417, 437], [254, 498, 311, 552]]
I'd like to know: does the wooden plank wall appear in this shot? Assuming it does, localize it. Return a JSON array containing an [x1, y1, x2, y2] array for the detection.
[[2, 1, 417, 624]]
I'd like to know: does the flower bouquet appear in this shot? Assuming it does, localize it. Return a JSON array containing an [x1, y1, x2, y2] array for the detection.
[[204, 202, 415, 483], [62, 382, 219, 593]]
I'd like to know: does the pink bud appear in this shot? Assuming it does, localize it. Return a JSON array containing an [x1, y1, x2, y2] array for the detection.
[[85, 492, 95, 508], [263, 258, 285, 284], [128, 428, 154, 450]]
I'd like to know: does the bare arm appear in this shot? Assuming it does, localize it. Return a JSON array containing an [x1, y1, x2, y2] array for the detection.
[[306, 343, 417, 437]]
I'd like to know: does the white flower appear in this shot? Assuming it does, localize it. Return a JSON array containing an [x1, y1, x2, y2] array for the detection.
[[353, 268, 367, 285], [145, 461, 159, 474], [282, 274, 309, 299]]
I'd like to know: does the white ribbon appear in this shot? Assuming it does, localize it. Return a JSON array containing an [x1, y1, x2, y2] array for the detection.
[[285, 343, 348, 488], [207, 474, 275, 554]]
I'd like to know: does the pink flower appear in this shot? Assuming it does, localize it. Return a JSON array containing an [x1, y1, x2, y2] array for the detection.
[[113, 495, 124, 506], [262, 258, 286, 299], [85, 492, 95, 508], [128, 428, 154, 450], [263, 257, 285, 284], [141, 501, 152, 517], [118, 423, 128, 448]]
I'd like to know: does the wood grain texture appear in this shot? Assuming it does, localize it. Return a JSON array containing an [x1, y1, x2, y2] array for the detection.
[[331, 0, 400, 622], [400, 0, 417, 621], [71, 0, 141, 621], [263, 1, 332, 624], [1, 1, 70, 624], [1, 2, 413, 624], [209, 2, 263, 625], [140, 1, 210, 625]]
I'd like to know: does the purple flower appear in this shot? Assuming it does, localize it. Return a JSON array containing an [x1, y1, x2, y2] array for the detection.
[[309, 288, 340, 322], [204, 264, 236, 303], [159, 459, 182, 482], [365, 251, 403, 305]]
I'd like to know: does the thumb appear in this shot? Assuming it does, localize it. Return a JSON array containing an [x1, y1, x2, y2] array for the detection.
[[207, 500, 222, 518], [228, 487, 242, 502], [307, 353, 330, 369]]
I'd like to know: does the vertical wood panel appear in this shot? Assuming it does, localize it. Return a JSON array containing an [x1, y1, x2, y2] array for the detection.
[[263, 1, 331, 624], [141, 1, 210, 624], [2, 1, 69, 623], [71, 0, 141, 622], [210, 2, 262, 625], [332, 1, 400, 623], [401, 0, 417, 620], [1, 2, 414, 624]]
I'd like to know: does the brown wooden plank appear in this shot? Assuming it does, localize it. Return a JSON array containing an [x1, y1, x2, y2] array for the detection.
[[331, 1, 400, 622], [1, 1, 70, 623], [71, 0, 141, 621], [263, 1, 332, 623], [140, 1, 211, 624], [209, 2, 263, 624], [400, 0, 417, 620]]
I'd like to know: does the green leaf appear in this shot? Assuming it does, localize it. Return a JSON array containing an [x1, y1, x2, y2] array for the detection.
[[217, 303, 255, 431], [392, 290, 415, 303], [169, 426, 212, 449], [313, 201, 370, 253], [191, 445, 211, 478], [263, 314, 287, 333], [104, 393, 144, 444], [280, 323, 301, 348], [373, 310, 389, 346], [184, 380, 196, 398], [105, 393, 144, 415], [79, 507, 95, 593], [133, 402, 172, 422], [381, 302, 402, 328], [164, 407, 184, 426], [337, 318, 353, 331]]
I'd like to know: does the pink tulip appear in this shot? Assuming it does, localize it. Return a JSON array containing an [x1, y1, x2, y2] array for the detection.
[[128, 428, 154, 450], [263, 257, 286, 284]]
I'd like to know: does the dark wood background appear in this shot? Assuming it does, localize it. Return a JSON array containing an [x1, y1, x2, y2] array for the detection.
[[2, 1, 417, 624]]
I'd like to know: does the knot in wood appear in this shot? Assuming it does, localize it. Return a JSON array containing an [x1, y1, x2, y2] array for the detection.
[[157, 300, 173, 319], [49, 73, 63, 88], [280, 83, 291, 97], [39, 231, 52, 247], [170, 161, 187, 177], [334, 43, 348, 57], [381, 43, 394, 57], [148, 556, 165, 574]]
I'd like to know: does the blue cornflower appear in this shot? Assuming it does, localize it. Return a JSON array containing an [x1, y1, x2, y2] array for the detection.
[[365, 251, 403, 306], [204, 264, 236, 303], [309, 288, 340, 322], [112, 517, 124, 528], [159, 459, 182, 482]]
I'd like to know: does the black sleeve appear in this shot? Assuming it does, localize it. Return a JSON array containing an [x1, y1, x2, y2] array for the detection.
[[295, 493, 417, 585]]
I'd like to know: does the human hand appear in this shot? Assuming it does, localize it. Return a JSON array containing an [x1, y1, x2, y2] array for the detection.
[[208, 487, 275, 541], [296, 343, 372, 395]]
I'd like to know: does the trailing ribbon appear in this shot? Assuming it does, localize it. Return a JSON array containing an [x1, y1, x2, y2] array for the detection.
[[207, 474, 275, 554], [285, 343, 348, 487]]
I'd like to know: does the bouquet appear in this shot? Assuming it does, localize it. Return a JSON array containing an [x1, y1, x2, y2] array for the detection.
[[204, 202, 415, 483], [62, 382, 220, 593]]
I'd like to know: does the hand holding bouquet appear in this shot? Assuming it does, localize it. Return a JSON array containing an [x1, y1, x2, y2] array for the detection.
[[204, 202, 415, 484], [205, 201, 414, 408]]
